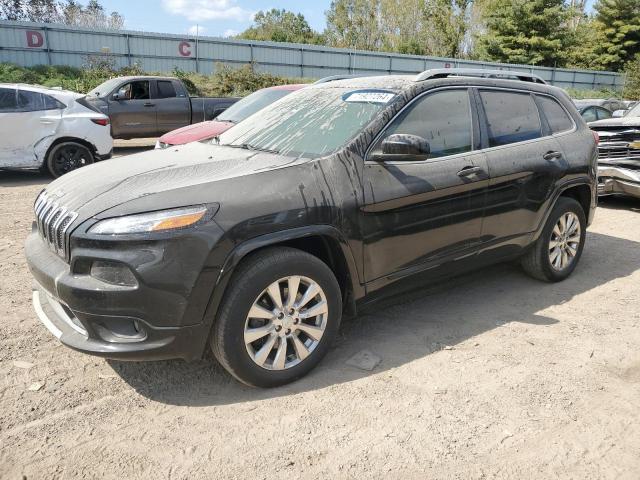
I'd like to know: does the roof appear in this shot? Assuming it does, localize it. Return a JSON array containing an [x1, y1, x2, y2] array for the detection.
[[266, 83, 308, 91], [309, 75, 414, 91], [0, 83, 80, 98]]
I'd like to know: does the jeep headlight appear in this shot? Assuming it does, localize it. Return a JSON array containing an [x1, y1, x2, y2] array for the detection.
[[89, 206, 209, 235]]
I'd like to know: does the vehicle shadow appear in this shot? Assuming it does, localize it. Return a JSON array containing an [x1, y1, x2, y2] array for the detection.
[[0, 169, 50, 188], [598, 195, 640, 213], [109, 230, 640, 406]]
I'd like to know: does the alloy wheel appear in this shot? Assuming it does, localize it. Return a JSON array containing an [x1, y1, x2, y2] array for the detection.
[[548, 212, 581, 271], [52, 145, 89, 176], [244, 275, 328, 370]]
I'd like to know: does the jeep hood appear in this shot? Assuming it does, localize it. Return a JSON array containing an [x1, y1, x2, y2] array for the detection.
[[42, 141, 300, 221]]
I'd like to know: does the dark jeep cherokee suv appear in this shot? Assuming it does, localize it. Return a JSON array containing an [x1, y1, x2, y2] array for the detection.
[[26, 69, 597, 387]]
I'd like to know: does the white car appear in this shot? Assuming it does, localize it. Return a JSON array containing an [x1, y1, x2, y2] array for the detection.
[[0, 84, 113, 177]]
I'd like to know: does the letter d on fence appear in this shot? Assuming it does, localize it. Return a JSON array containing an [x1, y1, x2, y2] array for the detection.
[[26, 30, 44, 48], [179, 41, 191, 57]]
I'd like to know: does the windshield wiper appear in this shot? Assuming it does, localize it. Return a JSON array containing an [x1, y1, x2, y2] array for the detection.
[[222, 143, 280, 154]]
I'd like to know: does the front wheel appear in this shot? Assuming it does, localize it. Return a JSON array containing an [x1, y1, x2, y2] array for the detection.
[[211, 247, 342, 387], [521, 197, 587, 282], [46, 142, 94, 178]]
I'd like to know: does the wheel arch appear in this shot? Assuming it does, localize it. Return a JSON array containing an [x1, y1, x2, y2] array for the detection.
[[40, 136, 98, 167], [204, 226, 363, 338], [532, 179, 595, 242]]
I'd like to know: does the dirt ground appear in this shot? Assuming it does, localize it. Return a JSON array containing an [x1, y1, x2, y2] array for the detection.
[[1, 149, 639, 479]]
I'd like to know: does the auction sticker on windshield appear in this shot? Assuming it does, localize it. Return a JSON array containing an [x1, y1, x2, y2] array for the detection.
[[342, 89, 396, 104]]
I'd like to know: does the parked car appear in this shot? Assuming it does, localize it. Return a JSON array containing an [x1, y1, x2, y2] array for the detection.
[[589, 102, 640, 199], [155, 84, 306, 149], [0, 83, 112, 177], [574, 102, 613, 123], [83, 76, 238, 140], [26, 69, 597, 387], [574, 98, 627, 116]]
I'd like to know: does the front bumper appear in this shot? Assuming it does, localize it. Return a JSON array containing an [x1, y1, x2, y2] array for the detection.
[[25, 221, 225, 361], [597, 165, 640, 199], [32, 283, 209, 360]]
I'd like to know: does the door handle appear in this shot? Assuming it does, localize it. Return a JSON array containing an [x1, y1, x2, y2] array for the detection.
[[39, 119, 54, 124], [144, 102, 156, 107], [457, 166, 484, 177], [543, 151, 563, 161]]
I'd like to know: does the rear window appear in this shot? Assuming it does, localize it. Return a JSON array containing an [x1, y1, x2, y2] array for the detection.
[[157, 81, 177, 99], [537, 95, 573, 133], [480, 91, 542, 147]]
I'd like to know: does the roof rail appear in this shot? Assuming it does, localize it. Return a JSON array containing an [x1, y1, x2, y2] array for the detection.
[[414, 68, 547, 85]]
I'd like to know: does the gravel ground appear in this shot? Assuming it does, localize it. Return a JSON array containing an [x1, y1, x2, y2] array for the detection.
[[1, 150, 639, 479]]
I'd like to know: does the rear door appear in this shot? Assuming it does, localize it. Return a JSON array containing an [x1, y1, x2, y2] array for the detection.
[[154, 79, 190, 135], [362, 88, 489, 282], [477, 88, 568, 257], [108, 80, 157, 138], [0, 88, 62, 167]]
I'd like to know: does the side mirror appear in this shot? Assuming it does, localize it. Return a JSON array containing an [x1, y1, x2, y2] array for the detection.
[[612, 109, 626, 118], [113, 88, 127, 101], [372, 134, 430, 161]]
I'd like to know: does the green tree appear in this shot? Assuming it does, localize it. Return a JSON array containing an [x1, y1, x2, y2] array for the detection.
[[0, 0, 125, 29], [593, 0, 640, 72], [238, 9, 323, 44], [475, 0, 572, 67], [623, 53, 640, 99], [0, 0, 24, 20], [325, 0, 383, 50]]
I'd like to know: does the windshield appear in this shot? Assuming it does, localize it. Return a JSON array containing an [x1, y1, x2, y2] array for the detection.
[[88, 78, 123, 97], [217, 88, 295, 123], [216, 87, 396, 159]]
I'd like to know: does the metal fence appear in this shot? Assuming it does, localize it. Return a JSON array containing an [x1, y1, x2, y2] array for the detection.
[[0, 20, 625, 92]]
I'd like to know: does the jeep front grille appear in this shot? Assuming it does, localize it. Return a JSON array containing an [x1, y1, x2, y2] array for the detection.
[[34, 192, 78, 260]]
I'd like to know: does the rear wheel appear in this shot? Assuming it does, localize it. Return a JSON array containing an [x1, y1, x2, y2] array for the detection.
[[46, 142, 94, 178], [211, 247, 342, 387], [521, 197, 586, 282]]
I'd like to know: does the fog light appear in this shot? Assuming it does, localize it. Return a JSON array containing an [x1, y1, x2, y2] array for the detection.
[[90, 261, 138, 287]]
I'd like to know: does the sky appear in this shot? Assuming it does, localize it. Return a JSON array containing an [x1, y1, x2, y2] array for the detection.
[[99, 0, 332, 38], [99, 0, 597, 39]]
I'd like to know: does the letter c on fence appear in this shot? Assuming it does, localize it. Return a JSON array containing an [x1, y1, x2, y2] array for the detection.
[[26, 31, 44, 48], [179, 41, 191, 57]]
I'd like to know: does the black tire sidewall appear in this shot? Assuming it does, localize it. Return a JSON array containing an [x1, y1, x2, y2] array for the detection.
[[47, 142, 94, 178], [214, 249, 342, 387], [539, 198, 586, 281]]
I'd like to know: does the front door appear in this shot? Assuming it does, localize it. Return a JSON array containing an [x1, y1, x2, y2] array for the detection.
[[108, 80, 157, 138], [361, 88, 489, 283]]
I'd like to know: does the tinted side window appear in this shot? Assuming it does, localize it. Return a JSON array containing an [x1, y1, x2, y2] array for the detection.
[[596, 107, 612, 120], [157, 81, 176, 99], [373, 89, 472, 159], [537, 95, 573, 133], [480, 91, 541, 147], [0, 88, 17, 112], [581, 107, 597, 123], [17, 90, 45, 112]]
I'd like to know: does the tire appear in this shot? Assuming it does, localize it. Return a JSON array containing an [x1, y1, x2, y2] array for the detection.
[[521, 197, 587, 282], [211, 247, 342, 387], [46, 142, 94, 178]]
